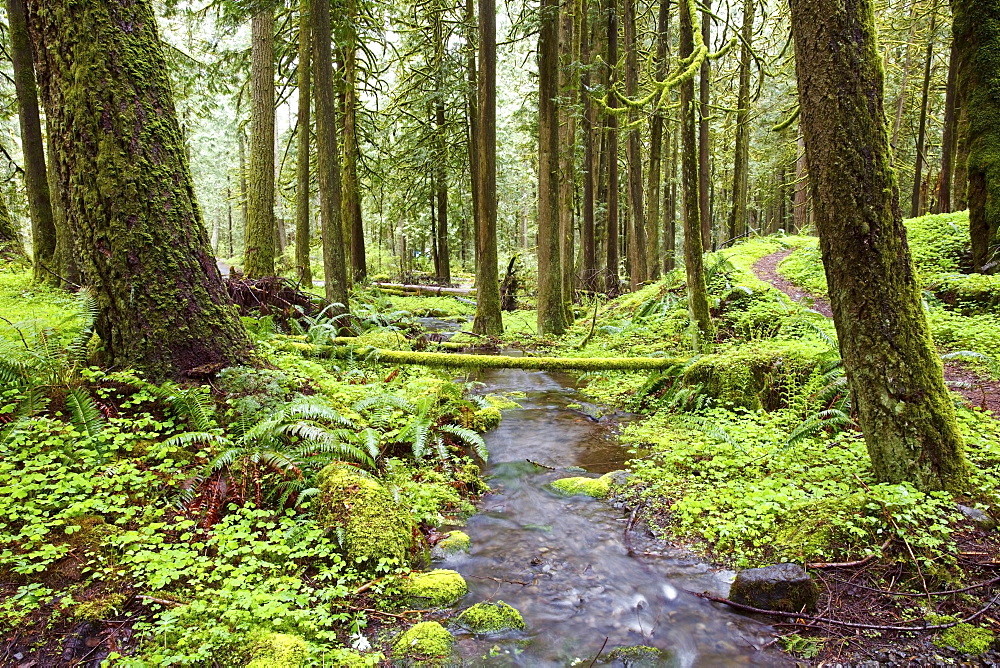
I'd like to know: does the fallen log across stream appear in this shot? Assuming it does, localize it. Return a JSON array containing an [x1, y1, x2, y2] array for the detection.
[[275, 341, 684, 371], [373, 282, 476, 296]]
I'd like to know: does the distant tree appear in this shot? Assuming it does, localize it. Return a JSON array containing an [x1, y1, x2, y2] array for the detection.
[[789, 0, 968, 490], [0, 184, 26, 260], [295, 0, 313, 285], [726, 0, 755, 242], [28, 0, 253, 379], [244, 6, 276, 278]]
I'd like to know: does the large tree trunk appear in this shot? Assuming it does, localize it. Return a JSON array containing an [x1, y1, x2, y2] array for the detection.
[[312, 0, 350, 310], [47, 131, 78, 286], [623, 0, 647, 289], [472, 0, 503, 334], [645, 0, 670, 281], [245, 9, 276, 278], [680, 0, 713, 346], [910, 9, 936, 219], [790, 0, 968, 491], [698, 3, 712, 250], [604, 1, 621, 296], [296, 1, 312, 286], [558, 0, 579, 316], [726, 0, 755, 242], [935, 40, 958, 214], [537, 0, 566, 334], [28, 0, 253, 379], [953, 0, 1000, 272], [6, 0, 56, 284], [664, 119, 677, 272], [341, 0, 366, 282]]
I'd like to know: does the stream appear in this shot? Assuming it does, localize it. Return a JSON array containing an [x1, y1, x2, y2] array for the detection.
[[434, 366, 790, 667]]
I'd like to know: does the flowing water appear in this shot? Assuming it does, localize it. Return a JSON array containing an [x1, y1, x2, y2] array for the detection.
[[434, 366, 790, 667]]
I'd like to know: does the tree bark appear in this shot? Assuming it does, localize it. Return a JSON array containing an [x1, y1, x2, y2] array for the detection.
[[953, 0, 1000, 272], [604, 1, 621, 296], [341, 0, 366, 282], [581, 0, 599, 291], [47, 130, 78, 286], [911, 8, 936, 218], [313, 0, 350, 309], [793, 132, 808, 232], [472, 0, 503, 334], [726, 0, 755, 242], [296, 0, 313, 286], [538, 0, 566, 334], [245, 9, 276, 278], [558, 0, 579, 315], [434, 2, 451, 284], [664, 119, 677, 272], [698, 2, 712, 250], [27, 0, 253, 379], [623, 0, 647, 289], [790, 0, 968, 491], [645, 0, 670, 280], [0, 183, 26, 260], [935, 40, 958, 214], [6, 0, 56, 284], [680, 0, 713, 346]]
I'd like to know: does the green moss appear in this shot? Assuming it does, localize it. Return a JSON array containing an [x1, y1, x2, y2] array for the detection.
[[316, 464, 412, 569], [551, 474, 612, 498], [472, 406, 502, 431], [391, 621, 455, 663], [435, 531, 471, 554], [71, 593, 125, 621], [606, 645, 664, 665], [456, 601, 525, 634], [246, 632, 309, 668], [400, 569, 468, 607], [933, 622, 995, 655]]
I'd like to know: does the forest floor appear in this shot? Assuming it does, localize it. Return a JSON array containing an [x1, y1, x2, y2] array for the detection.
[[753, 248, 1000, 415]]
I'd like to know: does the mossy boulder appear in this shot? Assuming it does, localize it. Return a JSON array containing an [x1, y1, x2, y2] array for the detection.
[[316, 464, 413, 569], [472, 406, 502, 431], [400, 569, 468, 607], [71, 592, 126, 621], [605, 645, 665, 666], [551, 473, 614, 499], [728, 563, 818, 613], [434, 531, 471, 555], [246, 632, 309, 668], [391, 621, 455, 665], [455, 601, 525, 634]]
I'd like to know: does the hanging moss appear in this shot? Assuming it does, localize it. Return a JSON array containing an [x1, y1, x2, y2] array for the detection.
[[315, 464, 412, 570]]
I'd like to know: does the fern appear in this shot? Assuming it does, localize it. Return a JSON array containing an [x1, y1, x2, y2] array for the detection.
[[66, 386, 105, 439], [439, 424, 488, 461]]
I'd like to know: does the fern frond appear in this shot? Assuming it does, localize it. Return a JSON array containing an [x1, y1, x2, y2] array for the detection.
[[66, 387, 105, 438], [439, 424, 488, 461]]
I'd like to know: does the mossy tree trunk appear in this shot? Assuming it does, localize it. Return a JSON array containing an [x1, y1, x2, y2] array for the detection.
[[245, 8, 276, 278], [623, 0, 647, 289], [952, 0, 1000, 273], [910, 8, 936, 219], [537, 0, 565, 335], [341, 0, 366, 282], [934, 41, 958, 214], [27, 0, 253, 379], [580, 0, 599, 292], [46, 132, 79, 287], [313, 0, 350, 311], [679, 0, 713, 348], [698, 3, 712, 250], [790, 0, 968, 491], [726, 0, 754, 242], [604, 2, 621, 296], [0, 184, 26, 260], [645, 0, 669, 281], [295, 0, 312, 286], [472, 0, 503, 335], [433, 0, 451, 284], [558, 0, 579, 317], [7, 0, 56, 284]]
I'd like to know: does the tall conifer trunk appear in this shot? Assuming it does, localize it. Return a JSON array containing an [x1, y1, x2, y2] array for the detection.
[[604, 1, 621, 296], [790, 0, 967, 491], [341, 0, 366, 282], [910, 9, 936, 218], [245, 9, 276, 277], [698, 3, 712, 249], [727, 0, 755, 242], [623, 0, 647, 289], [296, 0, 313, 286], [935, 41, 958, 214], [645, 0, 670, 280], [27, 0, 253, 379]]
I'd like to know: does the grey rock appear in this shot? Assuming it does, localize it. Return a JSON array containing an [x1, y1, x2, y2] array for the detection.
[[957, 503, 997, 531], [728, 562, 819, 613]]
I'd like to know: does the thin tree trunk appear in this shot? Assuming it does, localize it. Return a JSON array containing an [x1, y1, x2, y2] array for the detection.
[[28, 0, 253, 379], [245, 9, 276, 277], [538, 0, 565, 334], [472, 0, 503, 334], [623, 0, 647, 289], [645, 0, 670, 280], [581, 0, 598, 291], [664, 118, 677, 272], [911, 8, 936, 218], [341, 0, 366, 282], [790, 0, 968, 491], [935, 40, 958, 214], [7, 0, 56, 284], [698, 2, 712, 250], [0, 183, 25, 260], [465, 0, 480, 276], [434, 4, 451, 284], [312, 0, 350, 309], [726, 0, 755, 242], [296, 0, 312, 285], [558, 0, 579, 314], [890, 0, 918, 154], [604, 1, 621, 296], [680, 0, 713, 346], [793, 132, 808, 232]]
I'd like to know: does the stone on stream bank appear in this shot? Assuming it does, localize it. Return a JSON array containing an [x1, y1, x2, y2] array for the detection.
[[399, 569, 468, 607], [957, 504, 998, 531], [316, 464, 412, 569], [455, 601, 525, 634], [550, 471, 627, 499], [433, 530, 471, 556], [391, 621, 455, 666], [728, 563, 819, 612], [604, 645, 666, 666]]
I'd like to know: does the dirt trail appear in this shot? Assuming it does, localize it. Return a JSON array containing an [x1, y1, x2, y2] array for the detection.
[[751, 248, 1000, 415]]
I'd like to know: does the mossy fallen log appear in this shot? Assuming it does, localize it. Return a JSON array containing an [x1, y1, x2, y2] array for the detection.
[[373, 282, 476, 296], [276, 341, 684, 370]]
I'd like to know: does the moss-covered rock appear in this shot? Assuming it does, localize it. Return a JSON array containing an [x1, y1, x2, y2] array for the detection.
[[316, 464, 412, 569], [71, 592, 126, 621], [456, 601, 525, 634], [605, 645, 665, 666], [434, 531, 471, 555], [400, 569, 468, 607], [472, 406, 502, 431], [551, 473, 613, 498], [391, 621, 455, 664], [933, 622, 995, 654], [246, 632, 309, 668], [728, 563, 818, 613]]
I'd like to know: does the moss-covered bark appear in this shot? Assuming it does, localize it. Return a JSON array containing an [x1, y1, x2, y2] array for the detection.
[[726, 0, 754, 242], [244, 8, 276, 278], [27, 0, 253, 379], [295, 1, 312, 286], [790, 0, 968, 491], [7, 0, 56, 284], [340, 0, 366, 283], [952, 0, 1000, 272]]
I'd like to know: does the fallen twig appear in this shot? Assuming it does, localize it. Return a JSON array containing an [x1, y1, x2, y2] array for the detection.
[[587, 637, 609, 668], [806, 538, 892, 569]]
